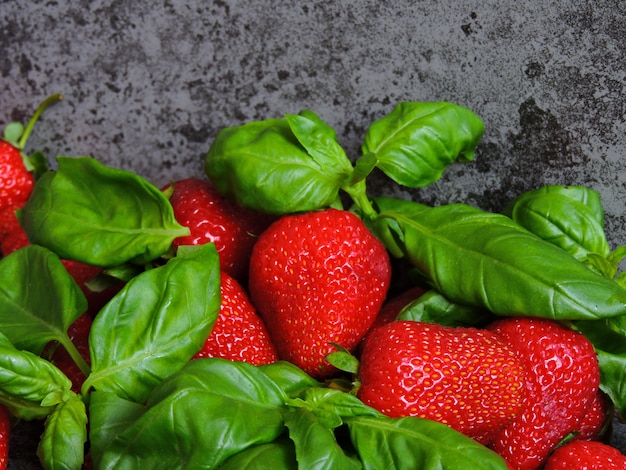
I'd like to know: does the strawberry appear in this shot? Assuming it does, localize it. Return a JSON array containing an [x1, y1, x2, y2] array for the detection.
[[0, 404, 8, 470], [367, 286, 427, 334], [357, 320, 526, 444], [0, 140, 33, 212], [193, 271, 278, 365], [574, 389, 613, 442], [486, 317, 600, 470], [248, 208, 391, 379], [165, 178, 274, 281], [543, 440, 626, 470]]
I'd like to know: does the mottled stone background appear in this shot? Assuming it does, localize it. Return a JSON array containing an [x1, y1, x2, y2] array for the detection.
[[1, 0, 625, 467]]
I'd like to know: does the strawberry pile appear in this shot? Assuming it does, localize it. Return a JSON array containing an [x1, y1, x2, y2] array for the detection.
[[1, 98, 626, 470]]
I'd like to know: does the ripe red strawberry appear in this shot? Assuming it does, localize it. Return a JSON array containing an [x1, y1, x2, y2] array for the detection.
[[357, 320, 526, 444], [367, 286, 427, 334], [543, 440, 626, 470], [0, 140, 33, 212], [486, 317, 600, 470], [0, 93, 62, 213], [574, 389, 612, 442], [248, 208, 391, 379], [0, 404, 9, 470], [193, 271, 278, 365], [165, 178, 274, 281]]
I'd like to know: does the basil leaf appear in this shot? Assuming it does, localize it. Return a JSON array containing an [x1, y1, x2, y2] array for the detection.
[[377, 197, 626, 320], [283, 407, 362, 470], [396, 289, 492, 327], [37, 394, 88, 470], [346, 415, 509, 470], [260, 361, 322, 396], [0, 332, 72, 420], [18, 156, 189, 266], [505, 185, 610, 261], [84, 243, 221, 403], [93, 359, 286, 469], [205, 116, 350, 214], [362, 102, 484, 188], [0, 245, 86, 354], [219, 437, 298, 470]]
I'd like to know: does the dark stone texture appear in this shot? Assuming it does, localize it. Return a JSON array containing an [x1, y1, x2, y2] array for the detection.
[[1, 0, 625, 467]]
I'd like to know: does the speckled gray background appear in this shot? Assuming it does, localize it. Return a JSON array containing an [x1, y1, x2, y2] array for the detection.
[[1, 0, 625, 467]]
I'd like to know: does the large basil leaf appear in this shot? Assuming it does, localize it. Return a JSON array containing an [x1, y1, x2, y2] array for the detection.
[[37, 394, 88, 470], [18, 156, 189, 266], [0, 245, 86, 354], [346, 415, 508, 470], [205, 114, 351, 214], [362, 102, 484, 188], [505, 185, 610, 261], [283, 407, 362, 470], [376, 197, 626, 320], [0, 332, 72, 420], [91, 359, 286, 470], [84, 243, 221, 403], [260, 361, 322, 396], [218, 438, 298, 470]]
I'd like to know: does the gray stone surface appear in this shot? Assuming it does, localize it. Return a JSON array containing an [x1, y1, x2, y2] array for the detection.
[[1, 0, 626, 467]]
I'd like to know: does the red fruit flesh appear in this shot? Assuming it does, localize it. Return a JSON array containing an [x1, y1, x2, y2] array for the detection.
[[543, 440, 626, 470], [358, 321, 526, 444], [486, 317, 600, 470], [166, 178, 274, 281], [575, 389, 613, 442], [249, 208, 391, 379], [49, 313, 92, 393], [194, 272, 278, 365]]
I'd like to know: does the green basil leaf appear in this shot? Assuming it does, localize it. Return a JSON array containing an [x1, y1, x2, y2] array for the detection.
[[260, 361, 322, 396], [283, 407, 362, 470], [285, 110, 353, 178], [362, 102, 484, 188], [205, 116, 349, 214], [93, 359, 286, 469], [18, 156, 189, 266], [0, 245, 86, 354], [377, 197, 626, 320], [37, 394, 88, 470], [84, 243, 221, 402], [396, 289, 492, 327], [505, 185, 610, 260], [346, 415, 508, 470], [219, 437, 298, 470], [0, 332, 72, 420]]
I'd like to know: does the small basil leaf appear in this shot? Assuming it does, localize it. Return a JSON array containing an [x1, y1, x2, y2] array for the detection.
[[260, 361, 322, 396], [505, 185, 610, 260], [377, 197, 626, 320], [0, 245, 86, 354], [285, 110, 353, 178], [346, 415, 509, 469], [205, 117, 349, 214], [362, 102, 484, 188], [18, 156, 189, 266], [0, 332, 72, 420], [283, 407, 362, 470], [219, 437, 298, 470], [37, 394, 87, 470], [396, 289, 492, 327], [94, 359, 286, 469], [85, 243, 221, 403]]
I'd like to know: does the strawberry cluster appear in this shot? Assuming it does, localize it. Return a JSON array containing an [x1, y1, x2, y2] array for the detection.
[[2, 98, 626, 470]]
